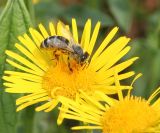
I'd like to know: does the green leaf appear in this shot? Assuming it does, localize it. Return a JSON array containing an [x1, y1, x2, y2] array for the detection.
[[24, 0, 35, 25], [107, 0, 133, 32], [0, 0, 32, 133]]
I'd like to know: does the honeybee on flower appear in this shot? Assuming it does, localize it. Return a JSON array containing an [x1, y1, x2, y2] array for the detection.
[[3, 18, 138, 125]]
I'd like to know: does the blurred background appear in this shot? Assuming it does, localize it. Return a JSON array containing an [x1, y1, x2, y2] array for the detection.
[[0, 0, 160, 133]]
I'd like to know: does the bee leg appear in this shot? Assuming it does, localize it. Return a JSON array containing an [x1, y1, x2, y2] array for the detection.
[[51, 51, 59, 66], [51, 51, 56, 60], [52, 50, 59, 60], [67, 56, 73, 72], [81, 62, 88, 70], [55, 54, 59, 60]]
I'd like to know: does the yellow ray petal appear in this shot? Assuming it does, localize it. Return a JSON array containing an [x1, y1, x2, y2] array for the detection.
[[29, 28, 44, 47], [16, 92, 48, 105], [38, 23, 49, 38], [3, 76, 42, 88], [6, 59, 39, 76], [79, 90, 106, 111], [57, 105, 68, 125], [71, 126, 102, 130], [5, 87, 45, 93], [49, 22, 56, 36], [4, 71, 41, 81], [16, 92, 46, 102], [103, 71, 135, 85], [93, 85, 132, 94], [98, 46, 131, 71], [15, 43, 48, 71], [35, 101, 53, 111], [80, 103, 103, 116], [72, 18, 78, 43], [44, 100, 59, 112], [16, 96, 49, 111], [57, 21, 63, 36], [114, 70, 123, 101], [81, 19, 91, 48], [3, 71, 42, 83], [29, 28, 52, 62], [87, 21, 101, 54], [83, 19, 91, 51], [4, 81, 42, 91], [127, 73, 142, 96], [131, 73, 142, 87], [62, 114, 100, 125], [100, 57, 138, 73], [59, 107, 80, 116], [91, 27, 119, 60], [152, 98, 160, 108], [3, 76, 41, 84], [6, 50, 44, 75], [59, 96, 103, 116], [65, 25, 70, 31], [90, 37, 130, 70], [148, 87, 160, 103], [18, 35, 39, 53], [19, 34, 50, 64], [59, 106, 100, 121], [59, 107, 100, 124], [57, 21, 72, 41], [95, 91, 117, 106]]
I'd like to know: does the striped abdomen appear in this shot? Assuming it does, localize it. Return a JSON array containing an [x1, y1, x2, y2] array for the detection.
[[40, 36, 69, 49]]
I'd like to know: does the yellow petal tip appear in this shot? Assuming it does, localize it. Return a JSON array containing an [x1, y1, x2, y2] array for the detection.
[[29, 27, 34, 32], [35, 108, 40, 112], [16, 107, 21, 112], [17, 35, 22, 39], [5, 50, 9, 54]]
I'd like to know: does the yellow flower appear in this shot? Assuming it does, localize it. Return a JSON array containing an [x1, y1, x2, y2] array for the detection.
[[3, 19, 137, 124], [59, 74, 160, 133]]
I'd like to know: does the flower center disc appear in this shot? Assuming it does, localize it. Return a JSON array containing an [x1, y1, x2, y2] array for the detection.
[[102, 97, 159, 133], [42, 56, 96, 100]]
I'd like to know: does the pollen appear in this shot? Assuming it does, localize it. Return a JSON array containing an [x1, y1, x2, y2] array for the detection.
[[42, 58, 97, 100], [102, 96, 159, 133]]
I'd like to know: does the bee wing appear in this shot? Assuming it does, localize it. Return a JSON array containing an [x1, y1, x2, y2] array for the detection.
[[57, 21, 76, 45]]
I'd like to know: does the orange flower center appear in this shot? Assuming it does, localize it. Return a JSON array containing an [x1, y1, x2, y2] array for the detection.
[[42, 56, 98, 100], [102, 96, 160, 133]]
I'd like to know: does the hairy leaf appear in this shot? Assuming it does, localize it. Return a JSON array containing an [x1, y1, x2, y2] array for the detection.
[[0, 0, 32, 132]]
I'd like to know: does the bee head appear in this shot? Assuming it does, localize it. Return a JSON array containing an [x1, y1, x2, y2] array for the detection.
[[80, 52, 89, 62]]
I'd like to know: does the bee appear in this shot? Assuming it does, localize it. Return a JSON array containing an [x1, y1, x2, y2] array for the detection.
[[40, 22, 89, 65], [40, 35, 74, 58]]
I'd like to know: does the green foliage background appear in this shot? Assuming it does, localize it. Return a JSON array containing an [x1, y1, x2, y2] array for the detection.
[[0, 0, 160, 133]]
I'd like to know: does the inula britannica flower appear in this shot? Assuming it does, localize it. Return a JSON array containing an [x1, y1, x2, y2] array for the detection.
[[59, 74, 160, 133], [3, 18, 137, 124]]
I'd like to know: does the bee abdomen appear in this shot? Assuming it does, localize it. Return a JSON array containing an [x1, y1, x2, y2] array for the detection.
[[50, 36, 69, 45], [40, 36, 70, 49], [40, 37, 50, 48]]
